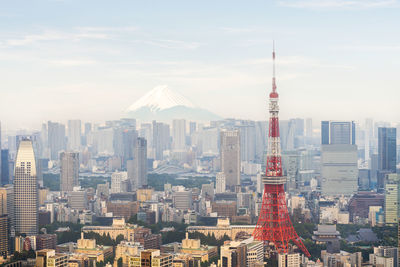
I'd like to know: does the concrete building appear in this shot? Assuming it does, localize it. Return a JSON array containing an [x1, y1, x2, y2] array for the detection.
[[321, 144, 358, 196], [0, 214, 7, 258], [370, 246, 397, 267], [36, 249, 68, 267], [1, 149, 10, 185], [220, 240, 247, 267], [68, 187, 88, 211], [134, 138, 147, 190], [47, 121, 66, 161], [82, 218, 138, 241], [172, 189, 192, 211], [216, 172, 226, 194], [75, 232, 113, 262], [60, 152, 79, 193], [172, 119, 186, 151], [111, 171, 129, 194], [187, 218, 255, 240], [321, 121, 355, 145], [220, 130, 240, 190], [278, 253, 301, 267], [14, 140, 38, 236], [67, 120, 81, 151], [384, 173, 400, 225]]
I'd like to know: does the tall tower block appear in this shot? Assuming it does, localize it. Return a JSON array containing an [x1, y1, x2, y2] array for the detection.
[[252, 45, 310, 257]]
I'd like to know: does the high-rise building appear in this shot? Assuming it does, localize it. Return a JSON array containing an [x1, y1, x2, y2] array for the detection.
[[111, 171, 128, 193], [321, 121, 355, 145], [14, 140, 38, 236], [60, 152, 79, 193], [172, 119, 186, 151], [220, 130, 240, 190], [67, 120, 81, 151], [152, 121, 170, 160], [215, 172, 226, 194], [172, 189, 192, 210], [238, 121, 256, 163], [321, 144, 358, 196], [378, 127, 397, 173], [305, 118, 313, 139], [0, 214, 7, 258], [134, 138, 147, 190], [1, 149, 9, 185], [384, 173, 400, 225], [48, 121, 66, 161]]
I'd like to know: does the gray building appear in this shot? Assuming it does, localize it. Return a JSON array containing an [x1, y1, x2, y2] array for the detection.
[[60, 152, 79, 193], [67, 120, 81, 151], [220, 130, 240, 190], [321, 121, 355, 145], [321, 144, 358, 196], [68, 188, 88, 211], [48, 121, 66, 161], [173, 189, 192, 210], [14, 140, 38, 235], [134, 138, 147, 190]]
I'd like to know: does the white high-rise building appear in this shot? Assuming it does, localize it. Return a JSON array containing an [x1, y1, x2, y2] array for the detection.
[[215, 172, 226, 194], [60, 152, 79, 193], [172, 119, 186, 151], [67, 120, 81, 151], [14, 140, 38, 235], [111, 172, 128, 193]]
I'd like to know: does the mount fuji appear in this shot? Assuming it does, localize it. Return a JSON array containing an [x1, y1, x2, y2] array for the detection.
[[125, 85, 221, 122]]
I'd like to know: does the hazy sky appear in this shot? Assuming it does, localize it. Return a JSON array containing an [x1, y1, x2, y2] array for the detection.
[[0, 0, 399, 132]]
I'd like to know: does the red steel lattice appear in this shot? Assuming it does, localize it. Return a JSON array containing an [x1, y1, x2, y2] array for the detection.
[[252, 45, 311, 258]]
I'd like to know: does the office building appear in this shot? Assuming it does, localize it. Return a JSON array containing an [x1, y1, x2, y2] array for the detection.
[[152, 121, 170, 160], [48, 121, 66, 161], [172, 189, 192, 210], [60, 152, 79, 193], [384, 174, 400, 225], [1, 149, 9, 185], [111, 171, 129, 193], [378, 127, 397, 173], [220, 240, 247, 267], [172, 119, 186, 151], [134, 138, 147, 190], [321, 144, 358, 196], [278, 253, 301, 267], [321, 121, 355, 145], [67, 120, 81, 151], [14, 140, 38, 236], [0, 214, 7, 258], [220, 130, 240, 190], [68, 187, 88, 211], [215, 172, 226, 194]]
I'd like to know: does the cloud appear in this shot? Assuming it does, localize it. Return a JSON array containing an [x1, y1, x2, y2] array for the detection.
[[278, 0, 399, 9], [332, 45, 400, 51], [220, 27, 258, 34], [47, 59, 97, 66], [133, 39, 202, 50]]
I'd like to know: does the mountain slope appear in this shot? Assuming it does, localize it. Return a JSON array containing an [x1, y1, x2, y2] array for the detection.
[[125, 85, 221, 122]]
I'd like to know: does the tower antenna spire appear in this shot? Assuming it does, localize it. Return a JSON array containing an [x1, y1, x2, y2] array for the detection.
[[272, 40, 277, 93]]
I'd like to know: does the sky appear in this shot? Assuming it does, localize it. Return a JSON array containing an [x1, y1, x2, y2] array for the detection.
[[0, 0, 399, 132]]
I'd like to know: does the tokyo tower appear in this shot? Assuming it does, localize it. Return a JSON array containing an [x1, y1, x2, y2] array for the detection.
[[252, 44, 311, 257]]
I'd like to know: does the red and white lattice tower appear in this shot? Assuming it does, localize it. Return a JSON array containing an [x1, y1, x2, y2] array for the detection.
[[252, 44, 311, 257]]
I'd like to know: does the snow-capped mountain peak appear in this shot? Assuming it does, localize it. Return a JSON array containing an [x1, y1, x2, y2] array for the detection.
[[126, 85, 196, 113]]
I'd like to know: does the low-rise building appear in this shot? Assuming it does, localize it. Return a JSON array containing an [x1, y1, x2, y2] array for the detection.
[[82, 217, 138, 241]]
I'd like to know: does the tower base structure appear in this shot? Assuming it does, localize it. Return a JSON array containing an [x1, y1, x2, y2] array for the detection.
[[253, 181, 311, 257]]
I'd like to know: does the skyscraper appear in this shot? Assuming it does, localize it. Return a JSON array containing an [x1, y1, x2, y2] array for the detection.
[[48, 121, 66, 161], [321, 121, 355, 145], [134, 138, 147, 190], [152, 121, 170, 160], [321, 120, 358, 196], [220, 130, 240, 190], [215, 172, 226, 194], [67, 120, 81, 151], [384, 174, 399, 225], [14, 140, 38, 236], [172, 119, 186, 151], [60, 152, 79, 193], [1, 149, 9, 185], [378, 127, 397, 173]]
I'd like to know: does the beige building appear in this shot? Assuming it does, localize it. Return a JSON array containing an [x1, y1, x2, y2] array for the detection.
[[137, 188, 153, 203], [278, 253, 301, 267], [180, 233, 218, 262], [36, 249, 68, 267], [187, 218, 254, 240], [39, 188, 49, 206], [82, 217, 138, 241], [128, 249, 173, 267], [115, 241, 143, 267], [14, 140, 38, 236], [75, 233, 113, 262]]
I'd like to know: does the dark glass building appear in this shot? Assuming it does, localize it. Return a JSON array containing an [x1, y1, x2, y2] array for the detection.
[[378, 127, 397, 173], [321, 121, 355, 145]]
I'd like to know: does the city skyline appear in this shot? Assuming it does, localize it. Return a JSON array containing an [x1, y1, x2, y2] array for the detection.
[[1, 0, 400, 131]]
